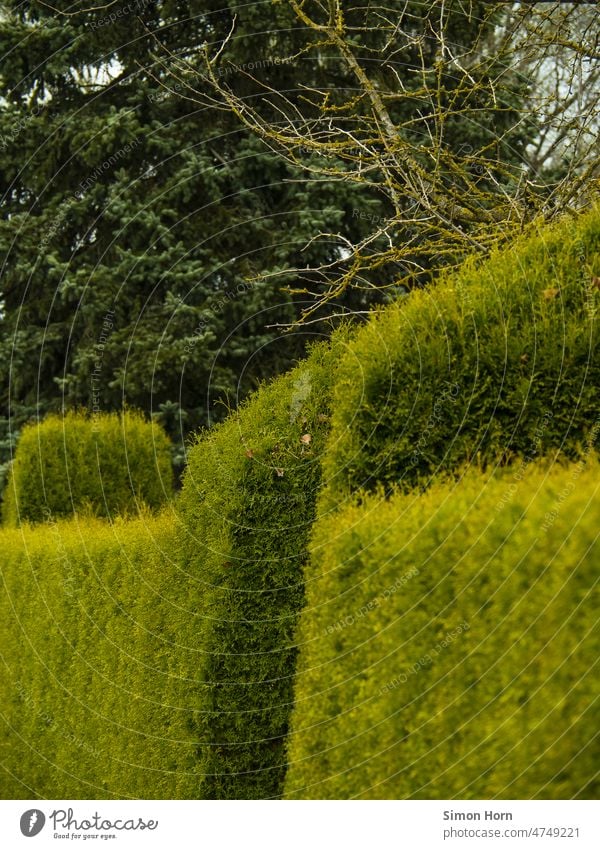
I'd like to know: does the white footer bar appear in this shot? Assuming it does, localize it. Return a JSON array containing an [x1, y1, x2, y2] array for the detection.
[[0, 800, 598, 849]]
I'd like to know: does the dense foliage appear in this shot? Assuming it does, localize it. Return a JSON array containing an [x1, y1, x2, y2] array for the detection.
[[177, 338, 344, 798], [285, 462, 600, 799], [3, 411, 172, 525], [0, 0, 539, 486], [0, 0, 393, 483], [320, 208, 600, 511], [0, 511, 204, 798], [1, 206, 599, 800]]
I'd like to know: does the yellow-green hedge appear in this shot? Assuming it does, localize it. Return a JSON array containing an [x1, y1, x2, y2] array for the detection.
[[177, 339, 345, 798], [0, 510, 204, 799], [320, 206, 600, 511], [3, 411, 173, 526], [3, 207, 600, 801], [285, 461, 600, 799]]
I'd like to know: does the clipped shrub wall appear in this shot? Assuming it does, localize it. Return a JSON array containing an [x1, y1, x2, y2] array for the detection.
[[285, 461, 600, 799], [3, 411, 173, 526], [0, 510, 205, 799], [177, 339, 343, 798], [320, 207, 600, 511]]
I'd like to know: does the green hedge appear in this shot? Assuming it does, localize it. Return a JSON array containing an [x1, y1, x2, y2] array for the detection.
[[0, 510, 205, 798], [285, 461, 600, 799], [177, 339, 344, 798], [3, 208, 599, 801], [3, 411, 173, 526], [320, 206, 600, 511]]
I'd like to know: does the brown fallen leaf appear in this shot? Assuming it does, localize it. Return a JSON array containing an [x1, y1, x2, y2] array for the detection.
[[542, 287, 560, 300], [275, 467, 285, 477], [591, 276, 600, 290], [245, 449, 254, 459], [300, 433, 312, 445], [520, 353, 529, 364]]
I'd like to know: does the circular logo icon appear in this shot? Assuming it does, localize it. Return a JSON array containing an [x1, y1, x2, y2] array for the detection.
[[20, 810, 45, 837]]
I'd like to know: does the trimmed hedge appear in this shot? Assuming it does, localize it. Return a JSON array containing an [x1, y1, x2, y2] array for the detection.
[[177, 339, 344, 798], [320, 206, 600, 511], [285, 461, 600, 799], [2, 208, 599, 801], [3, 411, 173, 526], [0, 510, 204, 799]]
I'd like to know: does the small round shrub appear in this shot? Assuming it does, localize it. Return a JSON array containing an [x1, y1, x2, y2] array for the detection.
[[2, 410, 173, 525]]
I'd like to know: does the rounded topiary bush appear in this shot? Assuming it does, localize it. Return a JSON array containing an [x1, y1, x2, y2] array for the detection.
[[285, 461, 600, 799], [2, 410, 172, 525], [320, 206, 600, 512]]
